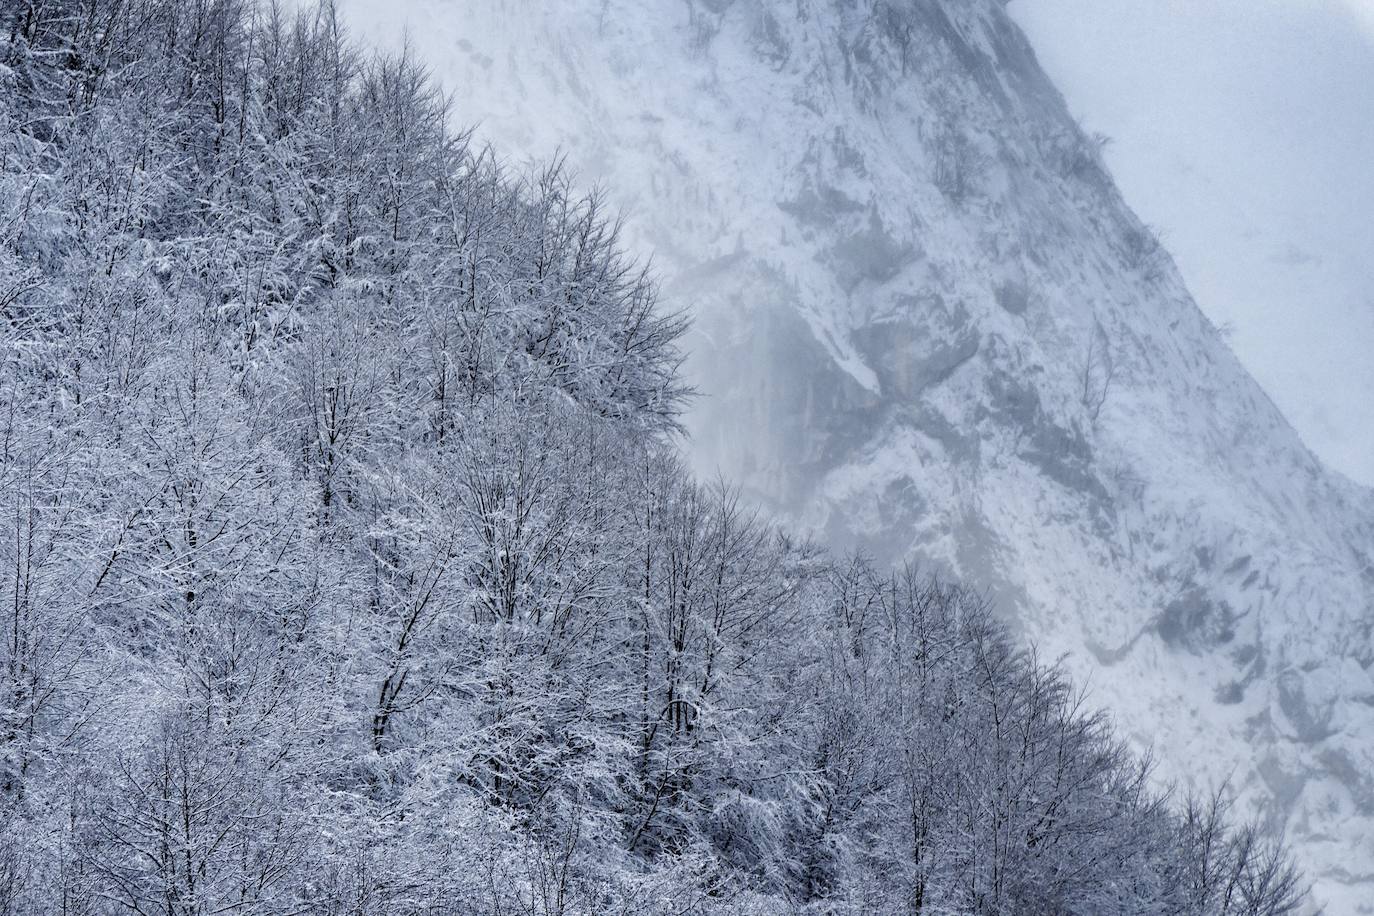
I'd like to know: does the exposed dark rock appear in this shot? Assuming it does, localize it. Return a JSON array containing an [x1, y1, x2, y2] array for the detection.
[[1157, 584, 1236, 650], [1278, 669, 1338, 745]]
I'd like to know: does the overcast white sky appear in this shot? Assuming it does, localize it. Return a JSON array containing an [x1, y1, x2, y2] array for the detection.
[[1009, 0, 1374, 487]]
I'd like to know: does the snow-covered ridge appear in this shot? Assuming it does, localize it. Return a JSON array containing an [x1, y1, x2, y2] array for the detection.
[[345, 0, 1374, 906]]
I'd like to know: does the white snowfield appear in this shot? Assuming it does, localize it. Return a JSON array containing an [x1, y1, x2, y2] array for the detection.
[[347, 0, 1374, 908]]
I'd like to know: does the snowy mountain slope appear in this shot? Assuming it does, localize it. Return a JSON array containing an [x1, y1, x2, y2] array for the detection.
[[344, 0, 1374, 906], [1010, 0, 1374, 491]]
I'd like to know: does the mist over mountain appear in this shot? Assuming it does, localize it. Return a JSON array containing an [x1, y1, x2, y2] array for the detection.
[[344, 0, 1374, 909], [1, 0, 1368, 912], [1011, 0, 1374, 489]]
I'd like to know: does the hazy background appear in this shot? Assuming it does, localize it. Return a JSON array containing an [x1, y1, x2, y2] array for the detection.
[[1009, 0, 1374, 487]]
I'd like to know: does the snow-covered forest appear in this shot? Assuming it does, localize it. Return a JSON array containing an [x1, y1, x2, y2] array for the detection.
[[0, 2, 1309, 912]]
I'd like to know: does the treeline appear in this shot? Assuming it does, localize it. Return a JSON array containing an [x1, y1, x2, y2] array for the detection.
[[0, 2, 1304, 913]]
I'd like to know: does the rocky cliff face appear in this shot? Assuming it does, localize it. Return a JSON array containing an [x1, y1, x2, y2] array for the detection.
[[346, 0, 1374, 907]]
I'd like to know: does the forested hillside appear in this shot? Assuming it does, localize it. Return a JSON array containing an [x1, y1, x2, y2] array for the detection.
[[330, 2, 1374, 905], [0, 2, 1305, 913]]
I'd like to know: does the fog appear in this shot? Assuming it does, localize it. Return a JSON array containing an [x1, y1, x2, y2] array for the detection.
[[1010, 0, 1374, 486], [5, 2, 1370, 910]]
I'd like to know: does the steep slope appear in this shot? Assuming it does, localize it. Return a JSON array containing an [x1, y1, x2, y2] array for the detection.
[[344, 0, 1374, 907]]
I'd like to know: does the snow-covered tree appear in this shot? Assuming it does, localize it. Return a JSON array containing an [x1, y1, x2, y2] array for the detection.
[[0, 2, 1307, 913]]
